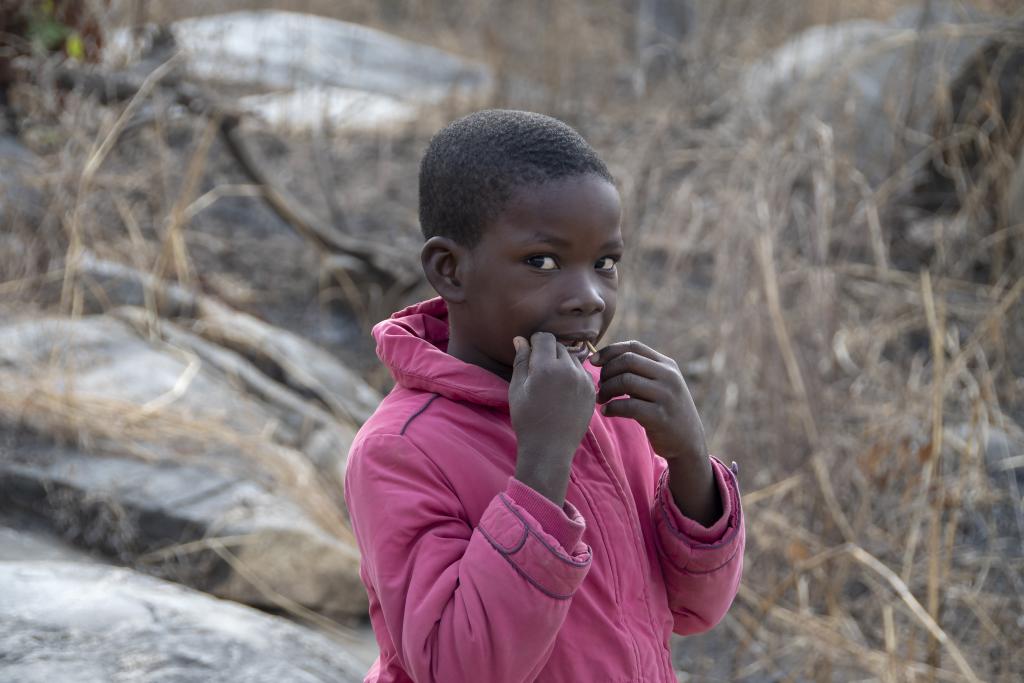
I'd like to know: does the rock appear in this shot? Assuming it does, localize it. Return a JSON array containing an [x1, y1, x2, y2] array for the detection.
[[0, 432, 367, 620], [0, 523, 98, 564], [239, 85, 417, 132], [978, 425, 1024, 493], [63, 252, 382, 429], [194, 297, 381, 426], [1009, 153, 1024, 229], [905, 24, 1024, 217], [0, 561, 367, 682], [52, 252, 200, 318], [740, 1, 1003, 186], [0, 135, 43, 241], [0, 315, 293, 446], [945, 423, 1024, 566], [741, 20, 890, 105], [0, 134, 38, 167], [631, 0, 696, 95], [110, 305, 360, 478], [107, 10, 493, 131], [170, 10, 490, 99], [0, 314, 370, 619]]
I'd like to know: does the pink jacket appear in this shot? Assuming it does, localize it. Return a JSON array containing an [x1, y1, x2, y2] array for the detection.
[[344, 298, 744, 682]]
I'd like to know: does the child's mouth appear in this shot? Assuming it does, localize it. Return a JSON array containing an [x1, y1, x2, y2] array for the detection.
[[557, 338, 595, 359]]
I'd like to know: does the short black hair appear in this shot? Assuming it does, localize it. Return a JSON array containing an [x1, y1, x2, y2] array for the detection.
[[419, 109, 614, 247]]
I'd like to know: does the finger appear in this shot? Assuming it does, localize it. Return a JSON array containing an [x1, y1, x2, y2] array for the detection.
[[597, 373, 664, 404], [550, 339, 587, 377], [601, 396, 658, 422], [513, 335, 531, 366], [530, 331, 557, 367], [599, 351, 667, 383], [591, 340, 666, 366], [510, 336, 532, 385]]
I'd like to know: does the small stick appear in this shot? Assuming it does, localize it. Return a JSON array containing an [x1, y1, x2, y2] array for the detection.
[[586, 341, 599, 355]]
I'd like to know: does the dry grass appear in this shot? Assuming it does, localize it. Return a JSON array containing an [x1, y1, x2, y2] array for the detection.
[[3, 0, 1023, 679]]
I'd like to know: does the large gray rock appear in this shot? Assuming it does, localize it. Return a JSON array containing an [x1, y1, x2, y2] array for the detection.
[[62, 253, 382, 429], [109, 10, 493, 130], [0, 135, 39, 175], [0, 315, 281, 440], [170, 10, 491, 99], [0, 523, 98, 564], [110, 305, 360, 475], [0, 301, 374, 474], [0, 136, 44, 267], [0, 561, 367, 682], [0, 431, 367, 620], [631, 0, 695, 95], [1009, 153, 1024, 229], [0, 314, 369, 619], [740, 1, 1005, 185]]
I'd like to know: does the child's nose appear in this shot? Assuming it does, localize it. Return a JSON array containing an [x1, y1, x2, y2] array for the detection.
[[560, 273, 606, 315]]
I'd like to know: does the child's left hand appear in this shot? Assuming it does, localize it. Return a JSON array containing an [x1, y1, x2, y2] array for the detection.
[[592, 341, 722, 525], [592, 340, 706, 462]]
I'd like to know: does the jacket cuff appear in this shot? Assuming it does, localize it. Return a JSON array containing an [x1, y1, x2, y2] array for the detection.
[[655, 457, 743, 574], [507, 477, 586, 551], [477, 490, 592, 600], [661, 458, 736, 543]]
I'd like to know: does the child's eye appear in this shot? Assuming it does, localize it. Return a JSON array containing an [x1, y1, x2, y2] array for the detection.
[[595, 256, 618, 272], [526, 255, 558, 270]]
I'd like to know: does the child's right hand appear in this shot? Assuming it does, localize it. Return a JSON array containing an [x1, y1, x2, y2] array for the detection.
[[508, 332, 596, 506]]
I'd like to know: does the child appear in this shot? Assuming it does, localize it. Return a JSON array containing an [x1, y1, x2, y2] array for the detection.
[[344, 110, 744, 682]]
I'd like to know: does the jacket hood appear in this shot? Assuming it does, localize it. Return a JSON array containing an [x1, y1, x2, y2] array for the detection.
[[372, 297, 512, 410]]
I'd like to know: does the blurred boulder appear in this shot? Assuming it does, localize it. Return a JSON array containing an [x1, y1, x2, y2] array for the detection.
[[0, 435, 366, 620], [741, 20, 890, 106], [171, 10, 490, 98], [0, 135, 43, 229], [741, 1, 1011, 186], [65, 253, 382, 428], [0, 523, 97, 564], [107, 10, 493, 131], [906, 25, 1024, 218], [0, 561, 365, 682], [0, 133, 39, 169], [0, 136, 55, 292], [631, 0, 695, 95], [0, 313, 371, 619], [238, 85, 418, 132], [0, 312, 362, 463], [1009, 153, 1024, 228]]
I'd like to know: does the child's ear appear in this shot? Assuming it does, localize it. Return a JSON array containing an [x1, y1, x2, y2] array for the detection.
[[421, 236, 469, 304]]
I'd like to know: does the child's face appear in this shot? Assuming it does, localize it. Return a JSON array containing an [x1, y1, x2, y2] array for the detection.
[[450, 173, 622, 380]]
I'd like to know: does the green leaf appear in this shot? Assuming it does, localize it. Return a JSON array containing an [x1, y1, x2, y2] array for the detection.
[[66, 33, 84, 60]]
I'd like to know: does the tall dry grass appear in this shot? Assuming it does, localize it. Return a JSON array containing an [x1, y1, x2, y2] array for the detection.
[[597, 4, 1023, 681]]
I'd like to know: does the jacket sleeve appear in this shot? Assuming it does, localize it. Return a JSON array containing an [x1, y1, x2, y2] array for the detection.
[[651, 455, 744, 635], [345, 432, 592, 683]]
